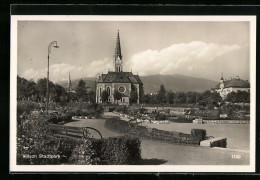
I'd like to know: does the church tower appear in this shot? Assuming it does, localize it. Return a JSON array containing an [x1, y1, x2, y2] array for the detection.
[[113, 30, 123, 72], [220, 72, 224, 84]]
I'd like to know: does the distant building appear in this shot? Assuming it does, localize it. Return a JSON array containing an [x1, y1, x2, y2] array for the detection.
[[67, 73, 76, 93], [96, 31, 143, 104], [67, 72, 72, 93], [213, 74, 250, 99]]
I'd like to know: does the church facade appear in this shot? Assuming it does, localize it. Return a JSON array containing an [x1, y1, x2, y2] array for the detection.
[[96, 31, 143, 105]]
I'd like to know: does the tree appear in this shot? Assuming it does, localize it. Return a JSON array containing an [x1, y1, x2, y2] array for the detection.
[[175, 92, 186, 104], [226, 92, 237, 103], [200, 90, 212, 106], [17, 76, 39, 101], [17, 76, 27, 100], [76, 79, 88, 102], [150, 94, 158, 104], [26, 80, 38, 101], [143, 94, 151, 104], [196, 93, 203, 105], [36, 78, 55, 102], [53, 84, 66, 103], [157, 84, 167, 104], [186, 92, 197, 104], [166, 91, 175, 104], [210, 91, 222, 106], [101, 90, 109, 103], [113, 90, 122, 104], [129, 87, 138, 104], [88, 90, 96, 103], [237, 91, 250, 103]]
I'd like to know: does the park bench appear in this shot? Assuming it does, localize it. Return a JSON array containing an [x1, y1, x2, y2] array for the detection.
[[49, 124, 103, 141]]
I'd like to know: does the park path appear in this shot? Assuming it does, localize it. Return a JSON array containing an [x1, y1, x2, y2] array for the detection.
[[64, 115, 249, 165]]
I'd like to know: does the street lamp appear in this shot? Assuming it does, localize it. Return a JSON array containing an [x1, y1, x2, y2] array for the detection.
[[46, 41, 59, 114]]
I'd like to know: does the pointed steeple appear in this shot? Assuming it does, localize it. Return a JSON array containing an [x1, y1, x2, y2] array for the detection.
[[113, 30, 123, 72], [114, 30, 122, 59], [67, 72, 72, 90]]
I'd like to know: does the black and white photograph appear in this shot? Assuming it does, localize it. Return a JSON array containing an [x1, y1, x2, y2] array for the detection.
[[10, 15, 256, 172]]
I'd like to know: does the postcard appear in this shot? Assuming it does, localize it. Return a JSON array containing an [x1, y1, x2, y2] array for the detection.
[[10, 15, 256, 172]]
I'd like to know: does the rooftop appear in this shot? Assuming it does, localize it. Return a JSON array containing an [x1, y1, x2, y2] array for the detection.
[[97, 71, 143, 84], [215, 78, 250, 89]]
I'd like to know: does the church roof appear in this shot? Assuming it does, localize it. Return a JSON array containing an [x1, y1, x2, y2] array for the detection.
[[215, 78, 250, 89], [97, 71, 143, 84]]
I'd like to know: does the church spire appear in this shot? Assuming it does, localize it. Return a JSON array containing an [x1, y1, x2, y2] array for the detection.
[[67, 72, 72, 90], [114, 30, 122, 59], [113, 30, 123, 72]]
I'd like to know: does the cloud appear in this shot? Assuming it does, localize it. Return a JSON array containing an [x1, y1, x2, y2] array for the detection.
[[129, 41, 242, 76], [21, 41, 246, 82], [22, 58, 112, 83]]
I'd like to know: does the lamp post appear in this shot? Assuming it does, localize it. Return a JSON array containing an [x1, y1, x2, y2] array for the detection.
[[46, 41, 59, 114]]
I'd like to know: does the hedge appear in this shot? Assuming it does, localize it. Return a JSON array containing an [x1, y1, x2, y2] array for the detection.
[[105, 118, 204, 145], [210, 138, 227, 148], [47, 115, 72, 124], [80, 136, 141, 165], [191, 129, 206, 141]]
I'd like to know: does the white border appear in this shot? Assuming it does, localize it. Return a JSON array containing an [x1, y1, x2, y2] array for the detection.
[[10, 15, 256, 173]]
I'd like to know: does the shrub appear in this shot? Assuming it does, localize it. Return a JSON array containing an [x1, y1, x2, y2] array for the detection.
[[210, 138, 227, 148], [18, 115, 141, 165], [65, 103, 104, 118], [154, 113, 167, 120], [191, 129, 206, 141], [47, 115, 72, 124], [17, 115, 76, 165], [69, 129, 101, 165], [91, 136, 141, 165], [115, 105, 129, 114], [17, 101, 40, 116], [70, 135, 141, 165]]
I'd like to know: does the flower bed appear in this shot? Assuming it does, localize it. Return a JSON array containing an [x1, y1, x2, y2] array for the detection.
[[105, 118, 206, 145], [17, 115, 141, 165]]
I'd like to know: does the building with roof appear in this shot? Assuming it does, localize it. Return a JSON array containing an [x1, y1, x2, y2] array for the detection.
[[96, 31, 143, 104], [213, 73, 250, 99]]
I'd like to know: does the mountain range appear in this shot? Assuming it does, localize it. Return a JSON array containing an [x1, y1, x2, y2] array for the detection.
[[56, 74, 218, 93]]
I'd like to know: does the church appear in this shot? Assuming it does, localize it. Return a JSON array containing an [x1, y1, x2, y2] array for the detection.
[[213, 73, 250, 99], [96, 31, 143, 105]]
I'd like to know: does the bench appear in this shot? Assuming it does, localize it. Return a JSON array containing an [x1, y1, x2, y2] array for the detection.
[[49, 124, 103, 140]]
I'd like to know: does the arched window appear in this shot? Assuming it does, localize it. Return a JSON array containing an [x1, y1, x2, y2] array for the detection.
[[107, 87, 110, 96], [99, 87, 102, 96], [118, 66, 121, 72]]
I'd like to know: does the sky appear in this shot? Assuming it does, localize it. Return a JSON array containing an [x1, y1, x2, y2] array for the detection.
[[17, 20, 250, 83]]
